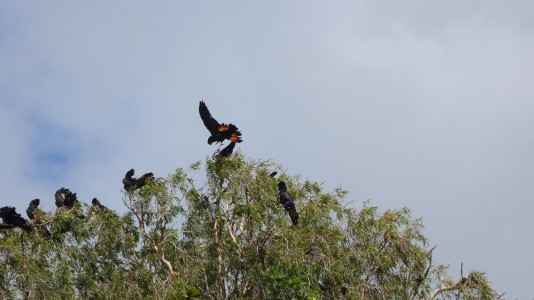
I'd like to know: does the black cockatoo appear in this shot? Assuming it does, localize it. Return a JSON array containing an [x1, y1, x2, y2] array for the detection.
[[123, 169, 154, 191], [26, 198, 40, 220], [218, 142, 236, 157], [64, 192, 78, 208], [55, 188, 79, 208], [0, 206, 30, 230], [92, 198, 107, 210], [26, 199, 51, 237], [278, 181, 299, 225], [199, 101, 242, 148], [0, 223, 14, 229]]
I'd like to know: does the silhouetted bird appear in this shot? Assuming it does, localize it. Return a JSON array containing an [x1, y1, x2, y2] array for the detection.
[[55, 188, 79, 208], [26, 199, 51, 237], [269, 171, 278, 178], [199, 101, 242, 147], [64, 192, 78, 208], [0, 223, 14, 229], [278, 182, 299, 226], [0, 206, 30, 230], [92, 198, 107, 210], [26, 198, 40, 220], [55, 187, 68, 207], [219, 142, 236, 157], [123, 169, 154, 191]]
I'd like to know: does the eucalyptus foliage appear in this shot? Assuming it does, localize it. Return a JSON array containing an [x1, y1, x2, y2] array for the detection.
[[0, 154, 500, 299]]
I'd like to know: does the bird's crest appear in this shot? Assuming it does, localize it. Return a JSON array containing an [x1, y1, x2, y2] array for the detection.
[[126, 169, 135, 178]]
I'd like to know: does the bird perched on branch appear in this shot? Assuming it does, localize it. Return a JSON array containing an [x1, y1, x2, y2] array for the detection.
[[55, 188, 79, 208], [278, 182, 299, 226], [218, 142, 236, 157], [92, 198, 107, 210], [26, 198, 40, 220], [199, 101, 242, 155], [0, 206, 30, 230], [26, 199, 51, 237], [0, 223, 14, 229], [123, 169, 154, 191]]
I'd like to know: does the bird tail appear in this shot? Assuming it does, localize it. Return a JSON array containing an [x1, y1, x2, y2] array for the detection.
[[230, 132, 242, 143], [223, 124, 242, 143], [139, 173, 154, 181], [289, 210, 299, 226]]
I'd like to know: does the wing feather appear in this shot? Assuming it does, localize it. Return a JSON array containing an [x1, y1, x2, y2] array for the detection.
[[199, 101, 221, 135]]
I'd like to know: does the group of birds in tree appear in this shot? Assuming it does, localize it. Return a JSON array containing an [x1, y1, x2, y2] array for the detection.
[[199, 101, 298, 225], [0, 188, 109, 234], [0, 168, 155, 234], [0, 101, 299, 232]]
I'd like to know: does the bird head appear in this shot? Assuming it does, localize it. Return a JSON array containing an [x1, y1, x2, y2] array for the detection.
[[30, 199, 40, 206], [0, 206, 11, 218], [125, 169, 135, 178], [278, 181, 287, 191], [0, 206, 15, 218], [92, 198, 99, 205]]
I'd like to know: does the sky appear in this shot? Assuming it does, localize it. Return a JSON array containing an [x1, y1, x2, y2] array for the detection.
[[1, 1, 534, 298]]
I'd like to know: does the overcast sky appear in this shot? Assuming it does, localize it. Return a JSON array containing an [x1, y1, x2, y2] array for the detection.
[[1, 1, 534, 298]]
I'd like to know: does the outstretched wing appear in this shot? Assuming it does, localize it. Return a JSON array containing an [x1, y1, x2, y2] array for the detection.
[[227, 125, 243, 143], [199, 101, 221, 135]]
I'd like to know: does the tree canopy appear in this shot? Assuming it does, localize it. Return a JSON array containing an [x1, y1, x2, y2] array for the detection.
[[0, 154, 501, 299]]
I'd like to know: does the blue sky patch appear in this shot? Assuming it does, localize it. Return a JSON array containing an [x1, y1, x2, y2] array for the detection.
[[26, 113, 80, 183]]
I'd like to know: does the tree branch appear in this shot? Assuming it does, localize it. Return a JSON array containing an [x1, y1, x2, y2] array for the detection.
[[213, 194, 226, 299]]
